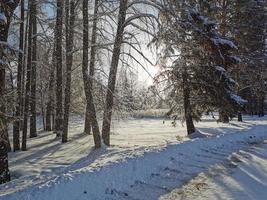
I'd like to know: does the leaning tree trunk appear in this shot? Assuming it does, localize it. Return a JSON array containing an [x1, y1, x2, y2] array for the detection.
[[82, 0, 101, 148], [0, 0, 20, 184], [62, 0, 75, 143], [30, 0, 37, 138], [22, 0, 33, 151], [102, 0, 128, 146], [13, 0, 25, 151], [83, 0, 100, 135], [55, 0, 64, 137]]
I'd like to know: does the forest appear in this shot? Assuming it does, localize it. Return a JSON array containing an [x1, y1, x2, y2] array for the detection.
[[0, 0, 266, 199]]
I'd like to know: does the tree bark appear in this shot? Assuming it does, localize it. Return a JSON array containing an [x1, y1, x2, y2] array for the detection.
[[83, 0, 99, 136], [237, 112, 243, 122], [0, 122, 10, 184], [22, 0, 33, 151], [13, 0, 25, 151], [45, 69, 54, 131], [30, 0, 37, 138], [219, 110, 230, 123], [182, 70, 195, 135], [55, 0, 64, 137], [62, 0, 75, 143], [102, 0, 128, 146], [84, 106, 91, 134], [257, 94, 264, 117], [45, 46, 56, 131], [0, 0, 20, 184], [82, 0, 101, 148]]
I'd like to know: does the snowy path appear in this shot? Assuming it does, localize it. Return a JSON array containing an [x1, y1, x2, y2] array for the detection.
[[1, 117, 267, 200], [160, 141, 267, 200]]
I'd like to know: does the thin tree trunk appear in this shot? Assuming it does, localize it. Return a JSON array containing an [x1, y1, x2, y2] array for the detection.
[[45, 71, 54, 131], [41, 104, 45, 130], [55, 0, 64, 137], [30, 0, 37, 138], [45, 46, 56, 131], [13, 0, 24, 151], [237, 112, 242, 122], [83, 0, 100, 135], [257, 94, 264, 117], [22, 1, 33, 151], [102, 0, 128, 146], [84, 106, 91, 134], [82, 0, 101, 148], [62, 0, 75, 143], [20, 8, 29, 132]]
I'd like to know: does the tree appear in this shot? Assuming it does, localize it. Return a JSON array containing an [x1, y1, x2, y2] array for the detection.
[[102, 0, 128, 146], [233, 0, 266, 117], [84, 0, 100, 135], [156, 0, 245, 134], [55, 0, 64, 137], [22, 0, 34, 151], [13, 0, 24, 151], [62, 0, 75, 143], [82, 0, 101, 148], [0, 0, 20, 184], [45, 46, 56, 132], [30, 0, 37, 138]]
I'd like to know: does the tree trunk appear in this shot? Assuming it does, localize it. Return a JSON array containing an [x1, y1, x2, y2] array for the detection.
[[62, 0, 75, 143], [20, 7, 29, 132], [30, 0, 37, 138], [219, 110, 230, 123], [22, 1, 33, 151], [237, 112, 242, 122], [82, 0, 101, 148], [182, 70, 195, 135], [257, 94, 264, 117], [45, 71, 54, 131], [0, 0, 20, 184], [84, 106, 91, 134], [45, 46, 56, 131], [13, 0, 25, 151], [55, 0, 64, 137], [102, 0, 128, 146], [0, 122, 10, 184]]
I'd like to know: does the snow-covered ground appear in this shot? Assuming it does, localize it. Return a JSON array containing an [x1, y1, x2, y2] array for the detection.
[[160, 141, 267, 200], [1, 115, 267, 200]]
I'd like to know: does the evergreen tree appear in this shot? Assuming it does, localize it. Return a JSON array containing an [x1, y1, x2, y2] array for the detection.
[[156, 0, 245, 134]]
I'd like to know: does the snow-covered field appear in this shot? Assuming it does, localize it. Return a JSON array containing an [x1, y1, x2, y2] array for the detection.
[[1, 115, 267, 200]]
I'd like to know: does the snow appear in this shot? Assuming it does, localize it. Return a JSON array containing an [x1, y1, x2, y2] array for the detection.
[[1, 115, 267, 200], [0, 12, 7, 25], [215, 65, 226, 73], [229, 92, 248, 105], [211, 38, 238, 49], [161, 141, 267, 200], [228, 55, 241, 63]]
